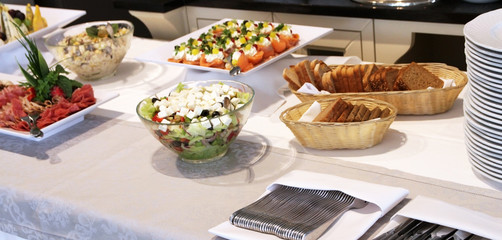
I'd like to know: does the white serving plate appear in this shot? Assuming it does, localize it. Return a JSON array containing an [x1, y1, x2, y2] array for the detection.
[[0, 4, 86, 52], [0, 4, 86, 74], [136, 18, 333, 76], [464, 8, 502, 52], [0, 73, 118, 141]]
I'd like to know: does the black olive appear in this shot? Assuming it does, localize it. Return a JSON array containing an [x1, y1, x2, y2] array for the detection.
[[172, 141, 181, 147], [0, 32, 6, 41], [151, 97, 159, 103], [200, 109, 210, 117], [15, 11, 25, 21], [212, 111, 221, 117]]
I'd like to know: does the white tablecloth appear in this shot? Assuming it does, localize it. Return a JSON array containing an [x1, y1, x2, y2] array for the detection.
[[1, 37, 502, 240]]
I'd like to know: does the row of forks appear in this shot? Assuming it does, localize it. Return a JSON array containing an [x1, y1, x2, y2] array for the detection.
[[373, 218, 490, 240], [229, 185, 368, 240]]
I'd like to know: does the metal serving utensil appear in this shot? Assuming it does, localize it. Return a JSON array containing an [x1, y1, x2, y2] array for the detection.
[[21, 112, 44, 138], [229, 185, 368, 240], [226, 54, 241, 76]]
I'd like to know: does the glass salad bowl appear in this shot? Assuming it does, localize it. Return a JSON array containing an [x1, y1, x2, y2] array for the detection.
[[44, 20, 134, 80], [136, 80, 255, 163]]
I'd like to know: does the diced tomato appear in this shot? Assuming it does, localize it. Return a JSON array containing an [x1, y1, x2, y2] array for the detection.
[[151, 113, 164, 123], [26, 87, 36, 101], [227, 131, 238, 142]]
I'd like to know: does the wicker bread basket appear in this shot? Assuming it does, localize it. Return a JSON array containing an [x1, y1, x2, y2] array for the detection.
[[280, 97, 397, 150], [290, 63, 467, 115]]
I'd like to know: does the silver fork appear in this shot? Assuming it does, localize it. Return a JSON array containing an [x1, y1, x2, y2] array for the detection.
[[229, 185, 368, 240]]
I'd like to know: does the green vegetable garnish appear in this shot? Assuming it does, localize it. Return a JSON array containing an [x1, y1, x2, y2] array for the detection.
[[15, 24, 82, 102], [174, 83, 185, 93], [85, 23, 119, 38]]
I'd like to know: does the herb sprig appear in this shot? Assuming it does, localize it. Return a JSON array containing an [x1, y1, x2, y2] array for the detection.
[[15, 23, 82, 102]]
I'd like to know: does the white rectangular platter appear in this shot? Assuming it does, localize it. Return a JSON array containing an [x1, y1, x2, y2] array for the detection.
[[0, 4, 86, 73], [136, 18, 333, 76], [0, 4, 86, 52], [0, 73, 118, 141]]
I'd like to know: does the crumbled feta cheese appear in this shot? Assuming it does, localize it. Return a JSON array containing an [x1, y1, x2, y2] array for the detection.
[[157, 110, 168, 118], [231, 97, 241, 106], [220, 115, 233, 126], [178, 107, 189, 116], [186, 110, 196, 119], [194, 106, 203, 116], [158, 124, 168, 132], [210, 118, 222, 127], [200, 119, 212, 129]]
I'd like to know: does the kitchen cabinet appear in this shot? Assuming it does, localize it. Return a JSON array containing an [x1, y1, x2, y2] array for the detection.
[[374, 19, 464, 65], [272, 13, 374, 62]]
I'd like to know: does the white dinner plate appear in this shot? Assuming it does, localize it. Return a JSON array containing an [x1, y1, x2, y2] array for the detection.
[[466, 126, 502, 164], [464, 107, 502, 142], [464, 126, 502, 159], [0, 4, 86, 52], [467, 81, 502, 111], [465, 42, 502, 66], [464, 8, 502, 52], [469, 156, 502, 183], [465, 131, 502, 163], [465, 49, 502, 73], [464, 104, 502, 133], [467, 71, 502, 94], [466, 92, 502, 122], [0, 73, 118, 141], [465, 37, 502, 59], [469, 152, 502, 176], [467, 65, 502, 86], [136, 18, 333, 76], [466, 57, 502, 81], [0, 4, 86, 73], [464, 121, 502, 152]]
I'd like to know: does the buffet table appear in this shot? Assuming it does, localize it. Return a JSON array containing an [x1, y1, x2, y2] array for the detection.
[[1, 37, 502, 240]]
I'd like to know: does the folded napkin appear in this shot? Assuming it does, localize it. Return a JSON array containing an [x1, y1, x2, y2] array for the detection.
[[376, 195, 502, 239], [298, 101, 321, 122], [209, 170, 409, 240]]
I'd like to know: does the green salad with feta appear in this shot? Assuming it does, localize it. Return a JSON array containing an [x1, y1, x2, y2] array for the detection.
[[138, 81, 253, 161]]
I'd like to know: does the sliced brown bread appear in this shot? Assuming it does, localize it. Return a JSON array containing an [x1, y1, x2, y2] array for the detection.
[[313, 98, 343, 122], [335, 102, 354, 122], [329, 99, 349, 122], [314, 61, 332, 91], [369, 68, 391, 92], [362, 64, 378, 92], [354, 104, 368, 122], [294, 60, 311, 85], [352, 65, 365, 92], [331, 65, 344, 93], [302, 60, 318, 88], [346, 104, 361, 122], [380, 108, 391, 118], [381, 67, 399, 91], [369, 107, 382, 119], [393, 62, 444, 90], [283, 66, 302, 90], [361, 107, 372, 121], [321, 71, 336, 93]]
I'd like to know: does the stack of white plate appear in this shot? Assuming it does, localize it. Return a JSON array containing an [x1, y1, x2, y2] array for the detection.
[[463, 8, 502, 183]]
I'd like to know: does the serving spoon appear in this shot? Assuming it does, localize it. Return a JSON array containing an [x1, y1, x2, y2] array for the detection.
[[21, 112, 44, 138]]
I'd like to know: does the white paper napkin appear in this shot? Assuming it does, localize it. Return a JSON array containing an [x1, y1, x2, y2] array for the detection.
[[209, 170, 409, 240], [376, 195, 502, 239], [298, 101, 321, 122]]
